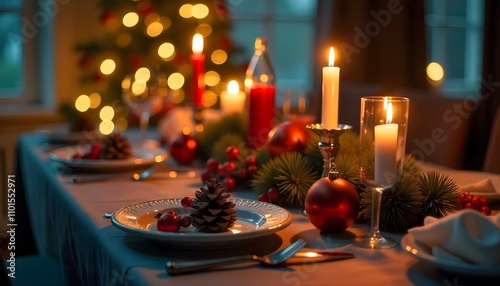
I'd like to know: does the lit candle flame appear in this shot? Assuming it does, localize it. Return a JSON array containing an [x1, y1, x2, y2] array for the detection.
[[227, 80, 239, 94], [386, 102, 393, 124], [192, 33, 203, 54], [328, 47, 335, 67]]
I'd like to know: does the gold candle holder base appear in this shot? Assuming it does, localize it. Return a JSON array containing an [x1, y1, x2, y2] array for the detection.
[[306, 124, 353, 178]]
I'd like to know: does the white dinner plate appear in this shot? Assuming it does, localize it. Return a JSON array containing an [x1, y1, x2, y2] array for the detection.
[[401, 233, 500, 278], [49, 144, 167, 174], [37, 123, 99, 144], [111, 198, 292, 248]]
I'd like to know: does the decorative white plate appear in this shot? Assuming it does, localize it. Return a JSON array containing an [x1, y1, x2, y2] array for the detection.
[[37, 123, 99, 144], [401, 233, 500, 278], [111, 198, 292, 248], [49, 144, 167, 174]]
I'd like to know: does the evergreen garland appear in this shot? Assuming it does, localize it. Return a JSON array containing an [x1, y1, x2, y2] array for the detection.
[[419, 171, 459, 219], [197, 113, 246, 159], [251, 152, 318, 208], [210, 133, 248, 162]]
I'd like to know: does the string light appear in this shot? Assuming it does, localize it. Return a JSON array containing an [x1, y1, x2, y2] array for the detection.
[[100, 59, 116, 75], [99, 105, 115, 121], [88, 92, 101, 109], [167, 73, 185, 90], [179, 4, 193, 18], [204, 71, 220, 86], [75, 94, 90, 112], [158, 42, 175, 59], [123, 12, 139, 27], [211, 49, 227, 65], [192, 4, 209, 19], [147, 22, 163, 37]]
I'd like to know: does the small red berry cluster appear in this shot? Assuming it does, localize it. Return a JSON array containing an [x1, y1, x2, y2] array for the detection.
[[458, 192, 491, 216], [257, 187, 280, 203], [201, 146, 258, 191], [72, 143, 102, 160], [155, 197, 193, 232]]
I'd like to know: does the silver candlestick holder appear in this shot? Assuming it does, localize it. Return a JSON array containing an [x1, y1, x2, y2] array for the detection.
[[306, 123, 353, 178]]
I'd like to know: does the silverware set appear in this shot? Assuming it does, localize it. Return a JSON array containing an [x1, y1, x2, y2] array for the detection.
[[165, 238, 355, 275]]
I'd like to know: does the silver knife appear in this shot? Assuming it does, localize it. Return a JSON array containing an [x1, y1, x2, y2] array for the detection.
[[283, 251, 355, 265]]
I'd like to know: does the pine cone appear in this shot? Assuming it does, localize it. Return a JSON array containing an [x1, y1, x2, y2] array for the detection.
[[100, 133, 133, 159], [190, 178, 237, 232]]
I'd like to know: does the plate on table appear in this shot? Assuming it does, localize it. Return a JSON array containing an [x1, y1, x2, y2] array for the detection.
[[401, 233, 500, 278], [111, 198, 292, 248], [37, 123, 99, 144], [49, 144, 168, 174]]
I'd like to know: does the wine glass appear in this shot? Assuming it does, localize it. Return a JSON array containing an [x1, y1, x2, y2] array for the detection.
[[354, 96, 409, 249], [122, 67, 167, 147], [282, 90, 316, 126]]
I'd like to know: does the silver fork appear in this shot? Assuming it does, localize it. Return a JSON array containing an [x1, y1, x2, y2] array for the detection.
[[166, 238, 307, 275]]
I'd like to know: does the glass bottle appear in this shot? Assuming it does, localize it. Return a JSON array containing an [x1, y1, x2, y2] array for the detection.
[[245, 38, 276, 149]]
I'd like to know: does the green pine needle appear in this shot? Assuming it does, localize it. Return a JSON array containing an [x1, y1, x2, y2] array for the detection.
[[419, 171, 459, 219], [251, 152, 318, 208], [197, 113, 247, 159], [210, 133, 248, 163], [360, 176, 424, 232]]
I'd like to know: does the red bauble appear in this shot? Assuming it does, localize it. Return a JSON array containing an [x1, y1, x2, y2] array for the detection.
[[169, 133, 200, 165], [267, 121, 310, 157], [305, 177, 360, 233]]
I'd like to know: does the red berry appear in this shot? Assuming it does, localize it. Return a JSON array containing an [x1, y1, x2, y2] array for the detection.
[[201, 170, 213, 182], [246, 155, 257, 166], [471, 197, 482, 209], [221, 161, 237, 173], [179, 216, 192, 227], [206, 158, 219, 171], [223, 177, 236, 191], [459, 192, 468, 200], [258, 193, 269, 202], [479, 197, 489, 207], [238, 168, 248, 180], [247, 164, 258, 176], [83, 143, 102, 159], [267, 187, 280, 201], [72, 152, 83, 159], [226, 146, 240, 160], [480, 206, 491, 216], [466, 194, 475, 203], [181, 196, 192, 208], [465, 202, 474, 209], [157, 212, 180, 232]]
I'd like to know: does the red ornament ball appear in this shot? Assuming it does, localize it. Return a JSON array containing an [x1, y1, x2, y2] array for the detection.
[[305, 177, 360, 233], [169, 133, 200, 165], [267, 121, 310, 157]]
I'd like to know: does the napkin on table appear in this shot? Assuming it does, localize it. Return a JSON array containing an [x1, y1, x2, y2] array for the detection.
[[459, 179, 499, 202], [408, 209, 500, 265]]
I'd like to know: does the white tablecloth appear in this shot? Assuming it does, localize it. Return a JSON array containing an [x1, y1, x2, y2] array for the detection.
[[16, 133, 500, 286]]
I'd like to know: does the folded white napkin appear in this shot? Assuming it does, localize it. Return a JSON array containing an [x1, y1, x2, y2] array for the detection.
[[408, 209, 500, 265], [459, 178, 498, 198]]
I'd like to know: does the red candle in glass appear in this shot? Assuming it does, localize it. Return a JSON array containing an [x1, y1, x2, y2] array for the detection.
[[248, 83, 276, 148], [191, 34, 205, 107]]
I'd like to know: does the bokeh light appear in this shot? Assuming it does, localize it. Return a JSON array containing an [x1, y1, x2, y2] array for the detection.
[[144, 13, 160, 26], [135, 67, 151, 82], [116, 33, 132, 47], [147, 22, 163, 37], [75, 94, 90, 112], [179, 4, 193, 18], [192, 4, 209, 19], [99, 121, 115, 135], [99, 105, 115, 121], [123, 12, 139, 27], [205, 71, 220, 87], [168, 73, 185, 90], [100, 59, 116, 75], [202, 90, 217, 107], [158, 42, 175, 59], [211, 49, 227, 65], [196, 23, 212, 37], [426, 62, 444, 82], [88, 92, 101, 109]]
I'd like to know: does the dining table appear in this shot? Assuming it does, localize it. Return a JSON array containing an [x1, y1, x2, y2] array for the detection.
[[13, 129, 500, 286]]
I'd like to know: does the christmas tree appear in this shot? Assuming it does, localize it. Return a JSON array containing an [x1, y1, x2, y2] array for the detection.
[[69, 0, 242, 134]]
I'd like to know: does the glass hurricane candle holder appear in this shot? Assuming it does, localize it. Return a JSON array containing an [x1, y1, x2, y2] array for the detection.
[[354, 96, 409, 249]]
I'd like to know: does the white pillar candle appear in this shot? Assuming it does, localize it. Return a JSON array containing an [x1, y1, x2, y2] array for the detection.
[[374, 102, 398, 185], [321, 47, 340, 129], [220, 80, 246, 115]]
